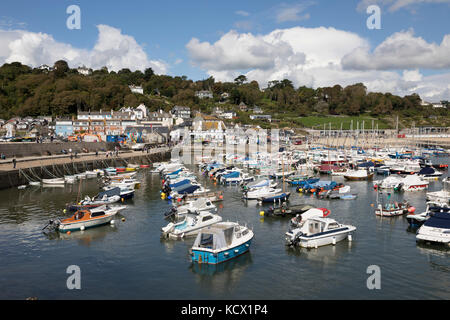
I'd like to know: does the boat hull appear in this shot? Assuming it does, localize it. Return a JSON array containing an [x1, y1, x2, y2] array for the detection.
[[191, 239, 252, 264], [58, 215, 115, 232], [296, 228, 354, 248]]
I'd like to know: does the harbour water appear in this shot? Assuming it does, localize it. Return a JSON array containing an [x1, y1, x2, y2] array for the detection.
[[0, 158, 449, 300]]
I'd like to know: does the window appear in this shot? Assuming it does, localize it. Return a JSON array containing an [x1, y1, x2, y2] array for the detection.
[[202, 216, 213, 222]]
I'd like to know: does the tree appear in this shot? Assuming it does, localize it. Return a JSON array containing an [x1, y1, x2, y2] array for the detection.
[[234, 75, 247, 86], [53, 60, 69, 78], [144, 68, 154, 81]]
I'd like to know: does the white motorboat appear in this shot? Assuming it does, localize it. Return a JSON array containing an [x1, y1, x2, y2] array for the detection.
[[400, 175, 429, 191], [106, 178, 141, 190], [161, 211, 223, 239], [243, 186, 282, 200], [285, 217, 356, 248], [416, 211, 450, 245], [43, 205, 127, 233], [373, 175, 404, 190], [173, 198, 217, 215]]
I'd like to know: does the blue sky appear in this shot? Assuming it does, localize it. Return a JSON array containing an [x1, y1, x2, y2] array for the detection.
[[1, 0, 450, 100]]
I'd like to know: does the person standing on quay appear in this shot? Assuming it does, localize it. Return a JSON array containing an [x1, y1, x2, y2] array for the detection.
[[13, 157, 17, 169]]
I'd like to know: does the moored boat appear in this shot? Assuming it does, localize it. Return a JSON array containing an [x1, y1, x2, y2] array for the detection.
[[190, 222, 254, 264], [285, 217, 356, 248]]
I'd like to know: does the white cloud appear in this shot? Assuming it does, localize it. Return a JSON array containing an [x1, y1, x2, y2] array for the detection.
[[235, 10, 250, 17], [0, 25, 167, 74], [342, 29, 450, 70], [357, 0, 450, 12], [186, 26, 450, 100], [276, 3, 312, 23]]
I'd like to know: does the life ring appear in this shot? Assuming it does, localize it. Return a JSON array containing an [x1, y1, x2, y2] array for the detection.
[[319, 208, 331, 217]]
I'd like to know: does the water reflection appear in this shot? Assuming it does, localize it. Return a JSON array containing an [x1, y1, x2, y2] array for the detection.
[[189, 252, 253, 292], [285, 241, 353, 265], [44, 224, 119, 246]]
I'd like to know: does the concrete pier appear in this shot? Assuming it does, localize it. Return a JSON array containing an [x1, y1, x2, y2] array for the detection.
[[0, 147, 171, 190]]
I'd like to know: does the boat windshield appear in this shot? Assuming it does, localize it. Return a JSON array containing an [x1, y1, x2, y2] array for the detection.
[[199, 233, 214, 249], [91, 211, 105, 218]]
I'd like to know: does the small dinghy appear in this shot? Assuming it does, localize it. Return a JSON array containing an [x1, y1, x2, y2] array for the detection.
[[43, 205, 126, 233], [285, 216, 355, 248], [190, 222, 254, 264], [42, 178, 65, 185]]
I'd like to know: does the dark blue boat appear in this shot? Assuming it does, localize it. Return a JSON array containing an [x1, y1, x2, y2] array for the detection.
[[258, 192, 291, 203]]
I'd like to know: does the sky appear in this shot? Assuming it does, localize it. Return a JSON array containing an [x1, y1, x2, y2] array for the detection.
[[0, 0, 449, 101]]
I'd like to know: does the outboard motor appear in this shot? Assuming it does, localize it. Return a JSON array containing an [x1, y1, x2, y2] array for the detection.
[[164, 207, 178, 221], [42, 219, 61, 233]]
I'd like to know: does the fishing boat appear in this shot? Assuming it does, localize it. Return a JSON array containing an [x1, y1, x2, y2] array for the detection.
[[161, 211, 223, 239], [344, 169, 374, 181], [416, 212, 450, 245], [285, 217, 356, 248], [43, 205, 126, 233], [375, 200, 413, 217], [189, 222, 254, 264]]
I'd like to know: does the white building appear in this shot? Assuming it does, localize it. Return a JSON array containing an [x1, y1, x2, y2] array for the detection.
[[77, 66, 92, 76], [191, 114, 227, 143], [142, 110, 174, 128], [195, 90, 213, 99], [129, 85, 144, 94]]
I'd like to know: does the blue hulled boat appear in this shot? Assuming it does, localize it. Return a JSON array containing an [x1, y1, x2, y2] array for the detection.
[[190, 222, 254, 264]]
